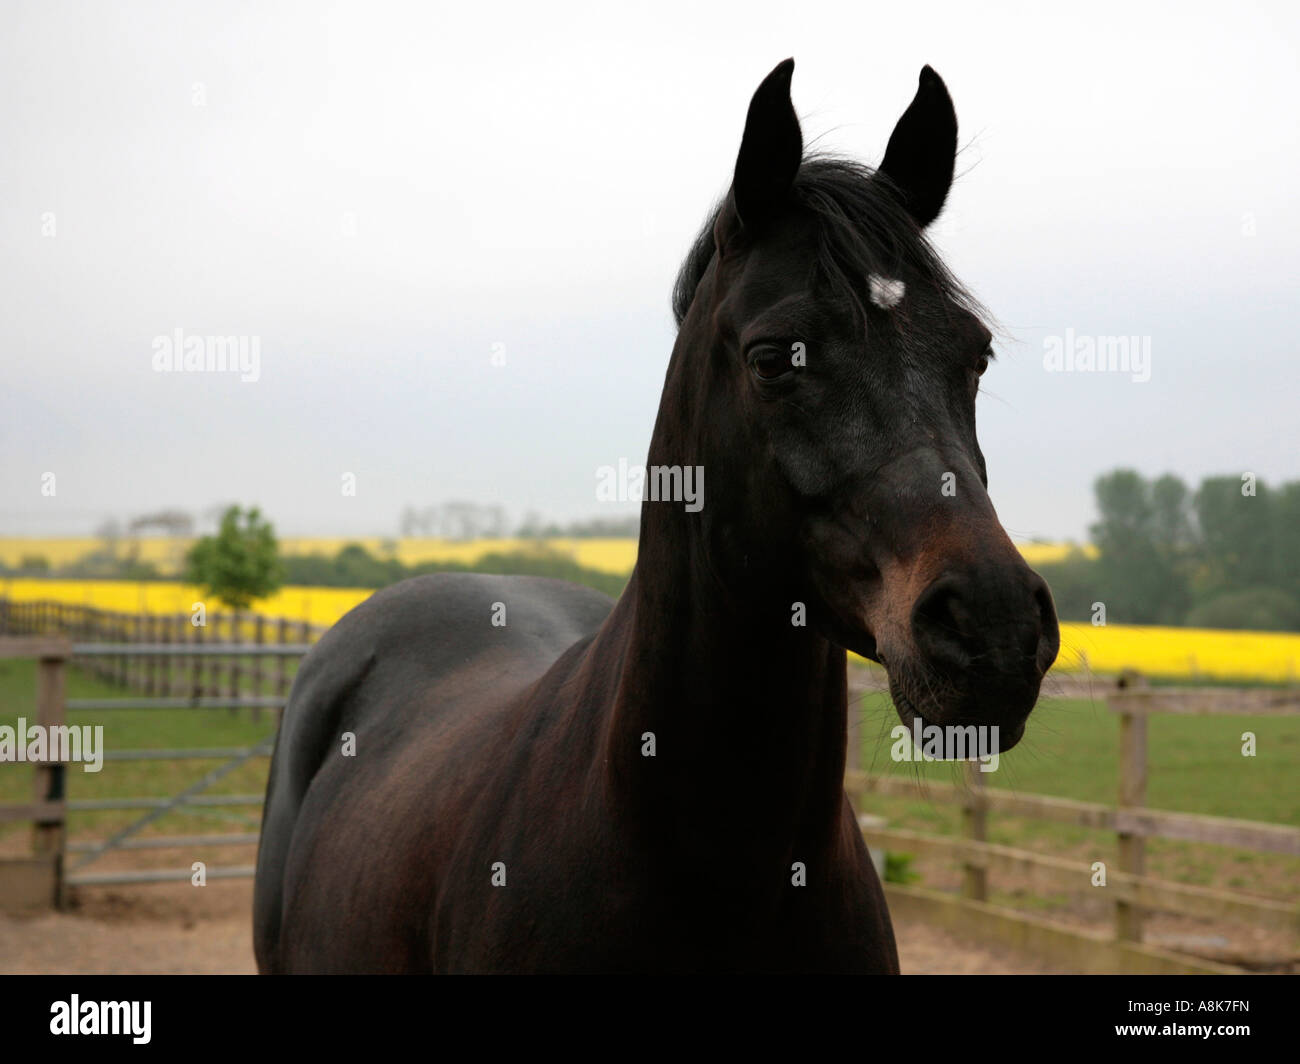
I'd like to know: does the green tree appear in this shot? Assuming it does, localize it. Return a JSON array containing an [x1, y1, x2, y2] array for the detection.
[[185, 505, 282, 611], [1150, 474, 1194, 558], [1272, 481, 1300, 604], [1193, 475, 1276, 594], [1089, 470, 1191, 624], [1034, 547, 1102, 623]]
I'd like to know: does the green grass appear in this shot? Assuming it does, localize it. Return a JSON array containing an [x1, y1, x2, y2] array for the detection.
[[856, 693, 1299, 824]]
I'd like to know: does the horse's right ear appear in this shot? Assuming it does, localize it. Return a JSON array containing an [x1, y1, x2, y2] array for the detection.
[[727, 58, 803, 234], [878, 66, 958, 228]]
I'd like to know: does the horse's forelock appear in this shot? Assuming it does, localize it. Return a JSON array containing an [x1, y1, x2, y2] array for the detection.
[[670, 155, 982, 331]]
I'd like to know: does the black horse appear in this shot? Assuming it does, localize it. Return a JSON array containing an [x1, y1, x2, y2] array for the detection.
[[253, 59, 1059, 973]]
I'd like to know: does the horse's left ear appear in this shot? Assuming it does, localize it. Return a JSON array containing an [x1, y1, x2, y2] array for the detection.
[[730, 58, 803, 230], [878, 66, 958, 228]]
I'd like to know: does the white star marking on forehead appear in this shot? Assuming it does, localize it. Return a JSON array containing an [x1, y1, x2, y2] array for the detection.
[[868, 274, 906, 310]]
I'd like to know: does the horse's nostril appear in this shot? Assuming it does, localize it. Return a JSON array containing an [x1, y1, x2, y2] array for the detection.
[[911, 578, 976, 667], [1032, 575, 1061, 671]]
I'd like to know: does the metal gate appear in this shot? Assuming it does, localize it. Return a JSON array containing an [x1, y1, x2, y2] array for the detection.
[[62, 642, 309, 887], [0, 611, 315, 899]]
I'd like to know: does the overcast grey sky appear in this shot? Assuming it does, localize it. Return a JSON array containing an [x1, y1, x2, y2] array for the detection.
[[2, 0, 1297, 541]]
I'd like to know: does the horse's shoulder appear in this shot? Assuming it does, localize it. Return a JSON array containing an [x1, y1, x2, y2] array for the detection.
[[280, 572, 614, 749]]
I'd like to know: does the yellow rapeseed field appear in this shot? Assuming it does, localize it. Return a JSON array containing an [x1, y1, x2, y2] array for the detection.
[[0, 536, 641, 577], [3, 571, 1299, 683], [0, 578, 372, 631], [0, 536, 1092, 575], [1053, 622, 1300, 684], [1016, 541, 1098, 565]]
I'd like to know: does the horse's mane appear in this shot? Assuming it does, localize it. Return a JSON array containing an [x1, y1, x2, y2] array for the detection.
[[671, 155, 980, 329]]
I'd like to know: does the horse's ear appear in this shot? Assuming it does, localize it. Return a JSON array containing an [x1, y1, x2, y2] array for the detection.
[[731, 58, 803, 231], [878, 65, 958, 228]]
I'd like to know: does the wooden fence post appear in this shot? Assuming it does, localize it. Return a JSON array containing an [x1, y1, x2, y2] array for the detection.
[[275, 617, 289, 704], [208, 612, 222, 697], [152, 613, 162, 693], [207, 612, 218, 697], [1116, 691, 1149, 942], [128, 611, 138, 689], [159, 613, 171, 696], [127, 613, 138, 691], [118, 611, 127, 688], [136, 611, 145, 689], [32, 646, 68, 904], [146, 614, 157, 695], [251, 614, 266, 721], [101, 608, 111, 682], [175, 612, 185, 696], [229, 612, 243, 715], [85, 609, 96, 680], [962, 759, 988, 902], [191, 611, 204, 697]]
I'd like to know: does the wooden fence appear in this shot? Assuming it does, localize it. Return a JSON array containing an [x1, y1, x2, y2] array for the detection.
[[844, 676, 1300, 974], [0, 598, 326, 715]]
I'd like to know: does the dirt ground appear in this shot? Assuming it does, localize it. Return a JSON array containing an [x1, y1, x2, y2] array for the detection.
[[0, 881, 1070, 974]]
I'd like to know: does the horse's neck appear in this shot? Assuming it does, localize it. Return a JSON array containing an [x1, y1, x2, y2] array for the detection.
[[591, 516, 851, 863]]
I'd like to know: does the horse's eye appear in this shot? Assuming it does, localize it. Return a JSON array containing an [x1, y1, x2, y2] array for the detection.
[[975, 348, 992, 377], [750, 346, 795, 381]]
